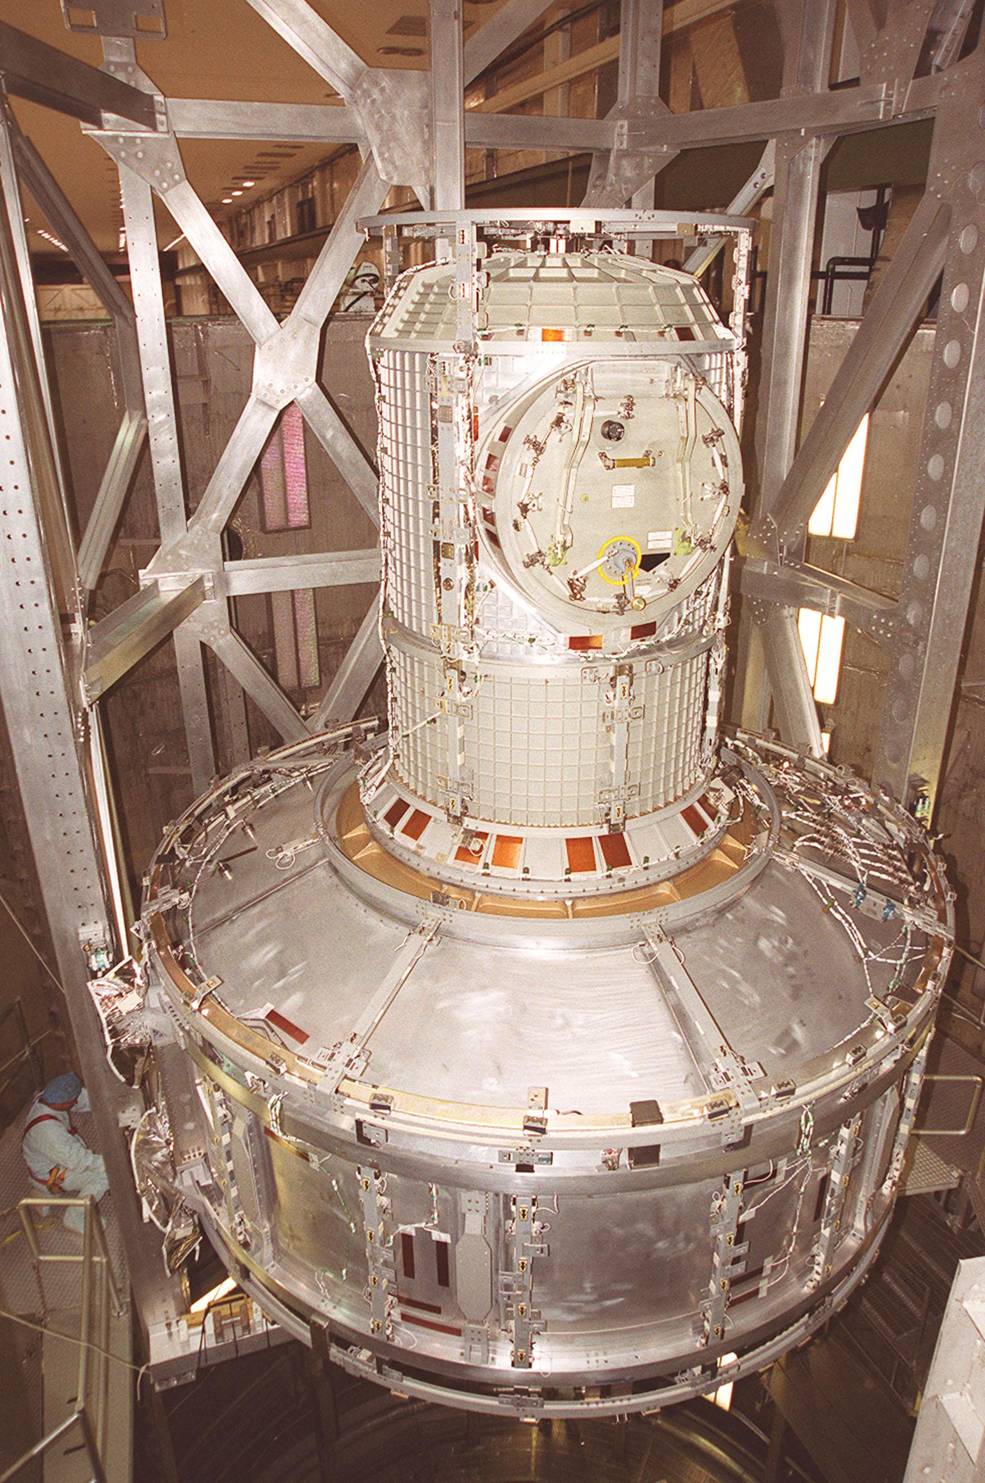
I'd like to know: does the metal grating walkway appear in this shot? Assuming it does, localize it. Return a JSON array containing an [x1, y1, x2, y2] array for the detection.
[[0, 1109, 127, 1317]]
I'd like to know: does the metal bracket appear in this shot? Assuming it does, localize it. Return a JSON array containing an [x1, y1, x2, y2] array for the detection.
[[701, 1171, 745, 1343], [500, 1193, 547, 1369], [62, 0, 167, 40], [356, 1165, 396, 1339]]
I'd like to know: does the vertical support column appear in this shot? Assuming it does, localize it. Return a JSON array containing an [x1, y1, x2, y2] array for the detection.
[[737, 0, 835, 748], [307, 1318, 340, 1472], [620, 0, 663, 238], [430, 0, 465, 211], [902, 1255, 985, 1482], [618, 0, 663, 102], [619, 0, 663, 221], [754, 0, 837, 484], [0, 110, 66, 461], [0, 109, 77, 610], [542, 6, 571, 167], [872, 86, 985, 813], [216, 657, 251, 766], [765, 1409, 788, 1483], [0, 178, 180, 1328]]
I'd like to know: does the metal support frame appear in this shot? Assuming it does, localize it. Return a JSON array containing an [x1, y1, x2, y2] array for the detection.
[[584, 0, 674, 210], [1, 0, 984, 1357], [740, 0, 837, 753], [83, 576, 206, 701], [0, 20, 158, 127], [903, 1254, 985, 1482], [0, 165, 182, 1330], [430, 0, 465, 212], [730, 8, 985, 815]]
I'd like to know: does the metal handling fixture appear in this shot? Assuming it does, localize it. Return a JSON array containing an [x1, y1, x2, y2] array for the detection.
[[0, 1, 979, 1397], [129, 210, 953, 1416]]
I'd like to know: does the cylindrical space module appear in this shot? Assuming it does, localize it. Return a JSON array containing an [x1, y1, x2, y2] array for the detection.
[[141, 211, 951, 1417]]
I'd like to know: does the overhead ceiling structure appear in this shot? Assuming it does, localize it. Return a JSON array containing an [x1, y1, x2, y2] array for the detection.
[[0, 0, 765, 257], [0, 0, 492, 253], [0, 0, 983, 1443]]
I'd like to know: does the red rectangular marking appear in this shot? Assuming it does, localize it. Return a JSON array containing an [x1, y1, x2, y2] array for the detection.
[[491, 835, 523, 869], [400, 809, 431, 842], [266, 1008, 309, 1045], [385, 799, 409, 830], [400, 1232, 416, 1280], [630, 621, 657, 640], [682, 804, 709, 837], [599, 833, 632, 869], [697, 793, 716, 820], [568, 634, 604, 651], [565, 837, 597, 873]]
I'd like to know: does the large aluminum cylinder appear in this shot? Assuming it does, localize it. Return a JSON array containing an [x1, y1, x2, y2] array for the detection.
[[142, 211, 950, 1418], [371, 247, 738, 844]]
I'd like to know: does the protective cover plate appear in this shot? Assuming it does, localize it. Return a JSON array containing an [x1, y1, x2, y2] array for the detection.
[[479, 360, 739, 630]]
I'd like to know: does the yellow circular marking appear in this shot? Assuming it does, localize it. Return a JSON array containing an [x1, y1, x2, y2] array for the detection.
[[597, 535, 642, 585]]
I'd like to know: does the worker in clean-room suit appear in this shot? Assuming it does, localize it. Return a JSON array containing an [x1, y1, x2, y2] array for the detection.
[[21, 1072, 109, 1233]]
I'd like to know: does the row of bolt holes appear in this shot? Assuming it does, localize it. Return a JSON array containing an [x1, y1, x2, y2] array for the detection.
[[4, 354, 142, 902], [890, 167, 985, 729], [1, 483, 89, 896], [4, 370, 107, 900]]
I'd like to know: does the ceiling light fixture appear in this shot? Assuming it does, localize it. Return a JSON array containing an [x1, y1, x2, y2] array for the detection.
[[231, 189, 243, 196], [222, 197, 233, 204], [36, 227, 69, 252], [240, 180, 255, 188]]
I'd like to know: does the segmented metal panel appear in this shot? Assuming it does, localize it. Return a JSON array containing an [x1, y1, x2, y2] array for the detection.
[[375, 250, 735, 349], [390, 642, 709, 825], [376, 348, 435, 635]]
